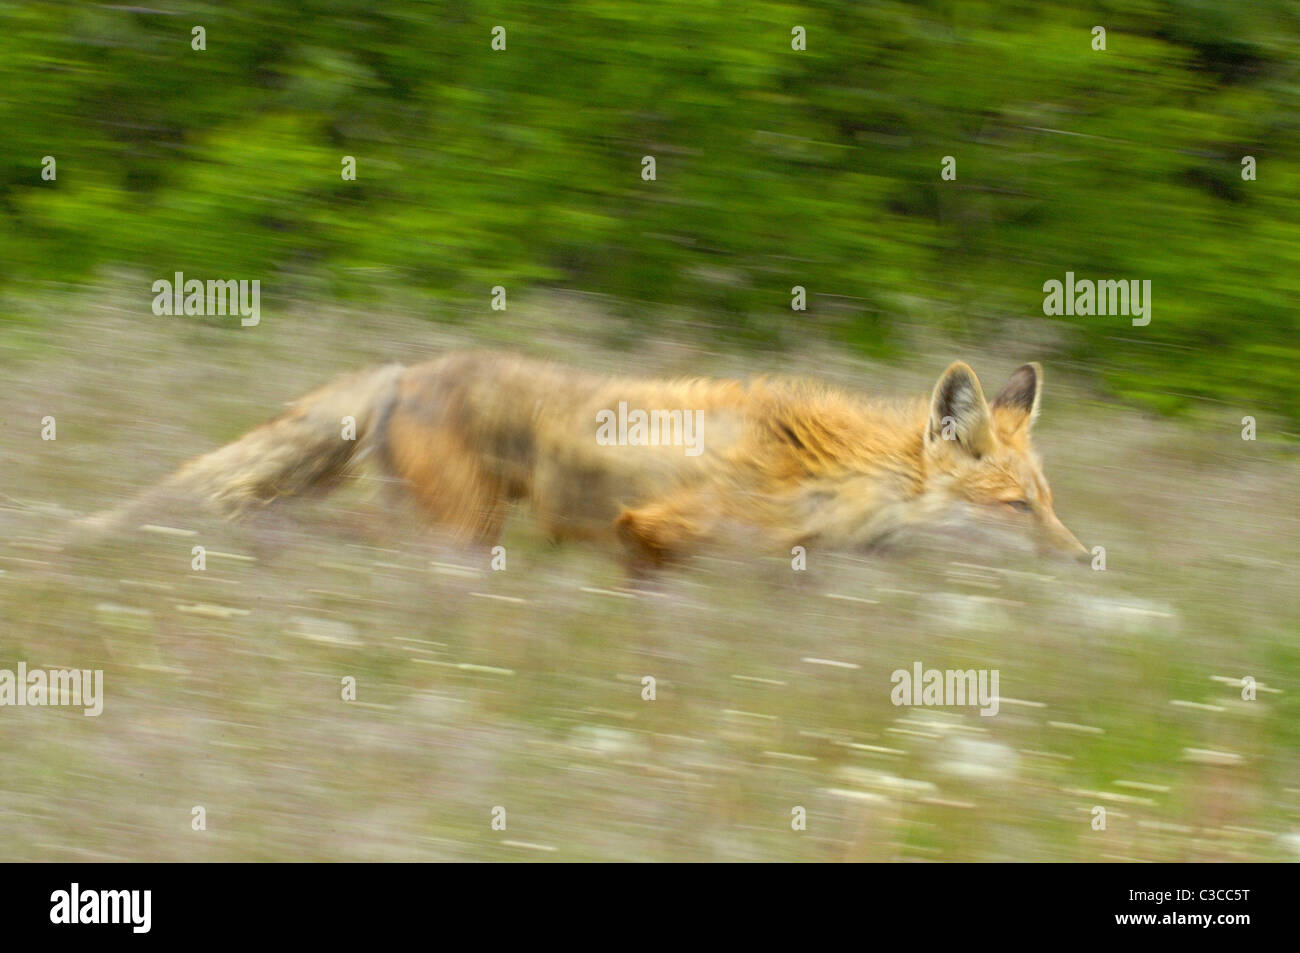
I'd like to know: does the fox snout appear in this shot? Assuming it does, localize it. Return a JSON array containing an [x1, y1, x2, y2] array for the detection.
[[1038, 511, 1089, 564]]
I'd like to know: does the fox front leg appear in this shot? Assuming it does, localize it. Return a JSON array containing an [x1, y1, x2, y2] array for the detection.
[[613, 490, 719, 573]]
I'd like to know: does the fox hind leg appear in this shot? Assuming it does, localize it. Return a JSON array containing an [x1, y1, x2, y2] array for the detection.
[[384, 420, 509, 549]]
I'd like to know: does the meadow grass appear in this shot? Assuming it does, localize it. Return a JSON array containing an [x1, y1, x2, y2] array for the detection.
[[1, 284, 1296, 861]]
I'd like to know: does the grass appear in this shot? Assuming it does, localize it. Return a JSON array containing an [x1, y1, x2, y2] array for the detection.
[[0, 281, 1297, 861]]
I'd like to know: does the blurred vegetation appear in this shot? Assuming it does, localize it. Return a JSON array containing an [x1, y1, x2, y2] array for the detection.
[[1, 1, 1298, 426]]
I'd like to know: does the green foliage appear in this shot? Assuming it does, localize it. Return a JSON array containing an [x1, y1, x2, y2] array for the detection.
[[1, 1, 1298, 425]]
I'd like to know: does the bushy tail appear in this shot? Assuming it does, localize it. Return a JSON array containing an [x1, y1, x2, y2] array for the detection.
[[76, 363, 405, 537]]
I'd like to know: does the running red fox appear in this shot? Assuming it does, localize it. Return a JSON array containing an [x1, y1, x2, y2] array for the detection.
[[82, 353, 1088, 567]]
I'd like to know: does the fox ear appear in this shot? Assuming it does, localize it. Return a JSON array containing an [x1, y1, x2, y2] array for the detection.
[[928, 362, 994, 457], [992, 363, 1042, 434]]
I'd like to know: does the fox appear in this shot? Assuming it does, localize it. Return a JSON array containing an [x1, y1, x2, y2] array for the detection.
[[78, 353, 1088, 568]]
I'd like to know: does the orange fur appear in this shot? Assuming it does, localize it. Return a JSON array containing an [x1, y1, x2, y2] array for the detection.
[[87, 352, 1087, 567]]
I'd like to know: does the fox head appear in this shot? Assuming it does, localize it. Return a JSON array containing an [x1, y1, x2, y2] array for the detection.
[[922, 361, 1088, 562]]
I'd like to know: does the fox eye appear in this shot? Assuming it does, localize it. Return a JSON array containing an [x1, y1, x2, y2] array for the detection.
[[1006, 499, 1032, 513]]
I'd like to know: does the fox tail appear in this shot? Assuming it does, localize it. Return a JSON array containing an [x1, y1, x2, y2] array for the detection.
[[75, 363, 406, 538]]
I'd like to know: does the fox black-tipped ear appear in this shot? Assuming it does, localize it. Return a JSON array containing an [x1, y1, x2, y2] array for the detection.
[[992, 363, 1042, 433], [928, 362, 994, 457]]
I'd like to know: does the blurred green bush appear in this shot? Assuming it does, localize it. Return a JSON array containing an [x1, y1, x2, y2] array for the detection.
[[1, 1, 1297, 427]]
